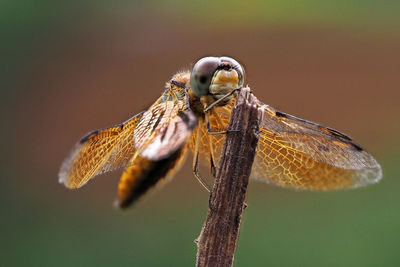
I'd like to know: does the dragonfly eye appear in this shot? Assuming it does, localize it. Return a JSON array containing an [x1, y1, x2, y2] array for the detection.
[[190, 57, 219, 97], [190, 56, 245, 98]]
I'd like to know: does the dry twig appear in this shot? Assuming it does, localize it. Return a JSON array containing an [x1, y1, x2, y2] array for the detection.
[[196, 87, 262, 267]]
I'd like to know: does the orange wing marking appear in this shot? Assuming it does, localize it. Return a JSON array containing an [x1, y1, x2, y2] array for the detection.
[[189, 97, 382, 190], [59, 113, 144, 188], [251, 103, 382, 189]]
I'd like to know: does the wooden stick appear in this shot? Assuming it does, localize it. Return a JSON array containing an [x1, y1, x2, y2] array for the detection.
[[196, 87, 262, 267]]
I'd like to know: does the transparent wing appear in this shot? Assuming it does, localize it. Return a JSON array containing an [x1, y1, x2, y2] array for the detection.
[[116, 81, 197, 208], [189, 99, 233, 169], [59, 73, 197, 191], [190, 97, 382, 190], [59, 99, 197, 190], [59, 112, 144, 189], [251, 103, 382, 190]]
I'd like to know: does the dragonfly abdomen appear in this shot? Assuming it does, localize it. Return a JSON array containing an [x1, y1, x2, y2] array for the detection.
[[117, 148, 185, 208]]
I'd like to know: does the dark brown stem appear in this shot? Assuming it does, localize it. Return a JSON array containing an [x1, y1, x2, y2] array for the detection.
[[196, 87, 262, 267]]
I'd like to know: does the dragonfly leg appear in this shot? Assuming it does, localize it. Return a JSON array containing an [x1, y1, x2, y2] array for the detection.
[[204, 112, 220, 177], [209, 152, 217, 177], [205, 108, 240, 135], [192, 126, 212, 192], [206, 121, 240, 135], [203, 88, 239, 112], [193, 153, 212, 192], [206, 120, 227, 135]]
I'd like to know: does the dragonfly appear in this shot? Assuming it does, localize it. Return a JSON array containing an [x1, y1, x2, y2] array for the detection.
[[59, 56, 382, 208]]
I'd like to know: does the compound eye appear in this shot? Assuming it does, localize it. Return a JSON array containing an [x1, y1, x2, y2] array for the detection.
[[220, 56, 245, 87], [190, 57, 220, 97]]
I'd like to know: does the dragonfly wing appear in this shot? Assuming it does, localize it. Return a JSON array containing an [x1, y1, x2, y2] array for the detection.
[[133, 101, 196, 160], [251, 102, 382, 190], [190, 97, 381, 190], [117, 98, 197, 208], [59, 112, 144, 189], [189, 99, 233, 171]]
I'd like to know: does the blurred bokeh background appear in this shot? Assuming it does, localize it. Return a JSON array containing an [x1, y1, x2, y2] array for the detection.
[[2, 1, 400, 266]]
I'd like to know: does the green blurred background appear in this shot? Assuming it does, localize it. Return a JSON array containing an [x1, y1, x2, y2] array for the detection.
[[2, 1, 400, 266]]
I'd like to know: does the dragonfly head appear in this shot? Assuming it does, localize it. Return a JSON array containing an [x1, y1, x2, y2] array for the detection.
[[190, 56, 244, 99]]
